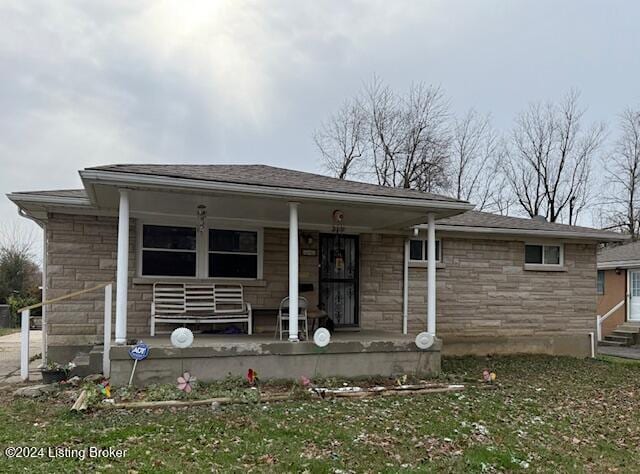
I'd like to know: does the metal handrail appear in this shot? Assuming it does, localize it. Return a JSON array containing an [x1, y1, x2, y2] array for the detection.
[[20, 282, 114, 381], [596, 299, 625, 342]]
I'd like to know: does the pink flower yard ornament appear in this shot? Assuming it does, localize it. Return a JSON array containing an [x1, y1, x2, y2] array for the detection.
[[177, 372, 195, 393], [247, 368, 258, 386]]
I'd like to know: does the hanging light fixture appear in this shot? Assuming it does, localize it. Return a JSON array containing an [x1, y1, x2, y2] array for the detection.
[[197, 205, 207, 233]]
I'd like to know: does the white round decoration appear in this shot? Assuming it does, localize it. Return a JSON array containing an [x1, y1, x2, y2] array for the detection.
[[171, 327, 194, 349], [313, 328, 331, 348], [415, 332, 435, 350]]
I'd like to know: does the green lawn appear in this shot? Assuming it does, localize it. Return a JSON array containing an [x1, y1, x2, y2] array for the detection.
[[1, 355, 640, 473], [0, 328, 19, 337]]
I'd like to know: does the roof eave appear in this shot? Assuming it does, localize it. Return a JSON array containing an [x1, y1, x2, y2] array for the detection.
[[598, 260, 640, 270], [79, 169, 474, 212], [6, 192, 93, 207], [431, 223, 627, 243]]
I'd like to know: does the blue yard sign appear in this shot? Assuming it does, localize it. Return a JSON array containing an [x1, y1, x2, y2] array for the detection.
[[127, 341, 149, 386], [128, 342, 149, 361]]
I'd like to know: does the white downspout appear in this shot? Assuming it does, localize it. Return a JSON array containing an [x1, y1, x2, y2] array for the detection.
[[426, 213, 436, 336], [115, 189, 130, 345], [403, 239, 409, 335], [288, 202, 299, 342]]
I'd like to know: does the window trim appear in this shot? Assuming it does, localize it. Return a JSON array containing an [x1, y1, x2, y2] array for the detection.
[[523, 242, 565, 271], [136, 219, 263, 280], [409, 238, 442, 263]]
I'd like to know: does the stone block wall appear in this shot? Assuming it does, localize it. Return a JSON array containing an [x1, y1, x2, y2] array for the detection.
[[45, 213, 320, 345], [46, 212, 598, 356]]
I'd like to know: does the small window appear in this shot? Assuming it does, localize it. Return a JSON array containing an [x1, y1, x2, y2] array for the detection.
[[141, 225, 197, 277], [209, 229, 258, 278], [597, 270, 605, 295], [524, 244, 562, 266], [409, 239, 441, 262]]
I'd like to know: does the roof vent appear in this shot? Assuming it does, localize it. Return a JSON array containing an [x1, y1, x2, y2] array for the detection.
[[532, 215, 547, 222]]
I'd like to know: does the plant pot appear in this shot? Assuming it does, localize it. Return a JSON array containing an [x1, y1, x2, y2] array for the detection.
[[41, 369, 66, 384]]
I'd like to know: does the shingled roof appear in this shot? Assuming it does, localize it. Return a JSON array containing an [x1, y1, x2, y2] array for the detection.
[[84, 164, 464, 203], [598, 240, 640, 266], [435, 210, 624, 241]]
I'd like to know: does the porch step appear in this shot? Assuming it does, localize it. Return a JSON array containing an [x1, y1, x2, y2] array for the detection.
[[606, 334, 634, 343], [70, 352, 92, 377], [613, 328, 640, 335], [618, 325, 640, 333], [599, 339, 628, 347]]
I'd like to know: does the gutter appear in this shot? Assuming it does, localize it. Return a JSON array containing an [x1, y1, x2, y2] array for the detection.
[[6, 193, 92, 207], [79, 169, 475, 212]]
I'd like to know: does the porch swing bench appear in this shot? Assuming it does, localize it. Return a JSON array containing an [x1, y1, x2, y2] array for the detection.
[[151, 282, 252, 336]]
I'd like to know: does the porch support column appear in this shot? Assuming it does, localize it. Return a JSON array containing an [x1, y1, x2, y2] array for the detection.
[[288, 202, 300, 342], [402, 239, 409, 335], [115, 189, 129, 345], [426, 213, 436, 336]]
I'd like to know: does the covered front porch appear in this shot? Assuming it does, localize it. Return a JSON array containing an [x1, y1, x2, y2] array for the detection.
[[76, 166, 473, 384]]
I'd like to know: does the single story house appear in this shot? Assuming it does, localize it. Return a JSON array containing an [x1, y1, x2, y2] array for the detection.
[[8, 164, 624, 385], [597, 241, 640, 345]]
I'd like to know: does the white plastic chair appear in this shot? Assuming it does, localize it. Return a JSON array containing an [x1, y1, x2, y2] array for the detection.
[[275, 296, 309, 340]]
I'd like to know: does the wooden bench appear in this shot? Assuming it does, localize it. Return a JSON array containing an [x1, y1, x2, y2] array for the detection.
[[150, 283, 252, 336]]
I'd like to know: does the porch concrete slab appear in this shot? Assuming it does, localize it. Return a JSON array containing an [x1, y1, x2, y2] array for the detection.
[[107, 331, 442, 386], [598, 345, 640, 360]]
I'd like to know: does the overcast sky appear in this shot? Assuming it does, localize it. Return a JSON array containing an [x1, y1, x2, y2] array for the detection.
[[2, 0, 640, 255]]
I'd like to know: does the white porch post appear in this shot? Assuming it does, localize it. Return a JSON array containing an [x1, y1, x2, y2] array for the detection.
[[20, 309, 30, 381], [41, 223, 47, 364], [403, 239, 409, 335], [115, 189, 129, 345], [427, 213, 436, 336], [288, 202, 300, 342]]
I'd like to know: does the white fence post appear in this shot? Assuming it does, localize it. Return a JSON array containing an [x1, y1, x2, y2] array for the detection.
[[20, 309, 30, 381], [103, 284, 113, 378], [596, 315, 602, 342]]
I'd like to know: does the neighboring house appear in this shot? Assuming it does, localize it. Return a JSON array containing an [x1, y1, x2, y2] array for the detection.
[[7, 164, 624, 385], [597, 241, 640, 345]]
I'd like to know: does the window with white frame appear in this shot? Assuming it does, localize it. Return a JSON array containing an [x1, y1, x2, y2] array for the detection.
[[409, 239, 441, 262], [139, 223, 261, 279], [141, 225, 197, 277], [524, 243, 562, 266], [208, 229, 259, 278]]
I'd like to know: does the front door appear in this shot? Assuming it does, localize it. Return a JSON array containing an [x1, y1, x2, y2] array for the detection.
[[319, 234, 359, 328], [630, 270, 640, 321]]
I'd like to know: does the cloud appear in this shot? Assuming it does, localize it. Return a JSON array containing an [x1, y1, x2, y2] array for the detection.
[[1, 0, 640, 254]]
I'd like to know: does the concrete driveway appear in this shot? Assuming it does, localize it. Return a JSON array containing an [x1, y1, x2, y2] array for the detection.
[[0, 330, 42, 383]]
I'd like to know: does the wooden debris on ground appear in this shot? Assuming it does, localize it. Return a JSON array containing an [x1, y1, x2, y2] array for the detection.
[[71, 389, 88, 411], [107, 383, 465, 410]]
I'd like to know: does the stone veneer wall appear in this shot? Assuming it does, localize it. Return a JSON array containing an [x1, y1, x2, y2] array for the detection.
[[45, 213, 319, 346], [46, 212, 597, 356], [360, 234, 597, 342]]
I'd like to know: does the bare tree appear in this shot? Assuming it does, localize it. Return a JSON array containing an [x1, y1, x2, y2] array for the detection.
[[450, 109, 509, 211], [314, 98, 366, 179], [505, 90, 604, 224], [363, 78, 451, 192], [603, 108, 640, 237], [315, 77, 451, 192]]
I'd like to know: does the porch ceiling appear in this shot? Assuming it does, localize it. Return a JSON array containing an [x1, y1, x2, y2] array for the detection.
[[89, 183, 469, 232]]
